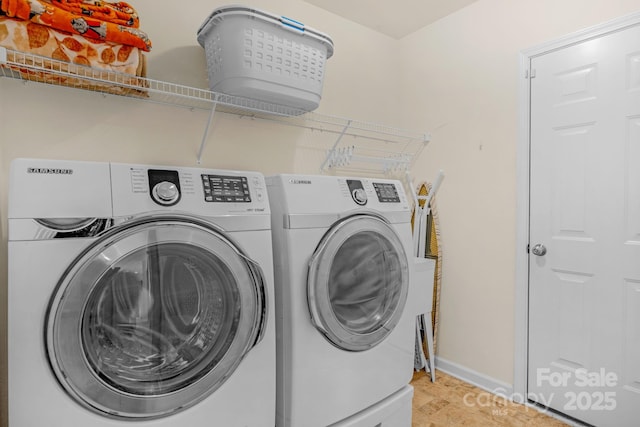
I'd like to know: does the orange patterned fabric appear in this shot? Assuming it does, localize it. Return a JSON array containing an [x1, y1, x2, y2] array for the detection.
[[0, 16, 145, 75], [0, 15, 148, 97], [0, 0, 151, 50], [48, 1, 140, 28]]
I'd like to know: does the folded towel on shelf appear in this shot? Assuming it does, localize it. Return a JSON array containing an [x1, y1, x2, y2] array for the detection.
[[0, 0, 151, 51], [46, 1, 141, 28], [0, 16, 145, 75], [0, 16, 148, 96]]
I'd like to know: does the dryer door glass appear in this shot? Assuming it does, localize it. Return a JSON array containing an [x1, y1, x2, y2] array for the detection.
[[308, 215, 409, 351], [45, 216, 267, 419]]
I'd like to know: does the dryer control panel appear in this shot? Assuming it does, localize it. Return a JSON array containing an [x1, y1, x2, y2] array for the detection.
[[346, 180, 402, 205], [266, 174, 411, 224], [372, 182, 401, 203], [341, 178, 407, 209]]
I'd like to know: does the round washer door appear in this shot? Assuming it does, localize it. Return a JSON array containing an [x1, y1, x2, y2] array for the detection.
[[307, 214, 409, 351], [45, 215, 267, 419]]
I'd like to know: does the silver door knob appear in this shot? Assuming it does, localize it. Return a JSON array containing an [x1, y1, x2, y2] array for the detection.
[[531, 244, 547, 256]]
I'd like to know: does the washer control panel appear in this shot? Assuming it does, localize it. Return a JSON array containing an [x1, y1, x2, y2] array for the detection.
[[201, 174, 251, 203], [111, 162, 269, 217]]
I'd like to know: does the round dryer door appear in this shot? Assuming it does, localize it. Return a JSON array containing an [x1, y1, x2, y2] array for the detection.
[[308, 214, 409, 351], [45, 215, 267, 419]]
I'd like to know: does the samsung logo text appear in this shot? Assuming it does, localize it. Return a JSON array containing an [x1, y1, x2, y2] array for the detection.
[[27, 168, 74, 175]]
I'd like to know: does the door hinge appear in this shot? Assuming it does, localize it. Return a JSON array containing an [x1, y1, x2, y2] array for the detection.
[[525, 69, 537, 79]]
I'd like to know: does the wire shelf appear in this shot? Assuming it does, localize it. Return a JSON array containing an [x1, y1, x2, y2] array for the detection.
[[0, 46, 429, 174]]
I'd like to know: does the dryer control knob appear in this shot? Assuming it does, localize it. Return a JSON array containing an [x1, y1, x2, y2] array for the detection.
[[352, 188, 367, 205], [152, 181, 180, 205]]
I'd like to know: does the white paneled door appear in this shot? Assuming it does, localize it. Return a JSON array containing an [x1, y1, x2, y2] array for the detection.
[[528, 22, 640, 427]]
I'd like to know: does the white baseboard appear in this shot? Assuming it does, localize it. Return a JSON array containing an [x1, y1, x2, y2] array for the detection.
[[434, 356, 513, 396], [433, 357, 589, 426]]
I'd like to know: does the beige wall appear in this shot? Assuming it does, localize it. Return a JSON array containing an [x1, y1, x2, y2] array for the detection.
[[1, 0, 640, 425]]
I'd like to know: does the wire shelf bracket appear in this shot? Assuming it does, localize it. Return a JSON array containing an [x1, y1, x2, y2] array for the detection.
[[1, 46, 430, 172]]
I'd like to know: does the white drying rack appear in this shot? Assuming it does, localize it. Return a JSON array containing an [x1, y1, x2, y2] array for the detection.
[[408, 170, 444, 382], [319, 119, 429, 179]]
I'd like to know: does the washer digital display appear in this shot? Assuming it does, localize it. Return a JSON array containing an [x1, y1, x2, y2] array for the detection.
[[201, 175, 251, 202], [373, 183, 400, 203]]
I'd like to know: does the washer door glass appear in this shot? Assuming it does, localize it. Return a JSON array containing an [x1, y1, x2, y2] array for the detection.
[[46, 216, 267, 419], [308, 215, 409, 351]]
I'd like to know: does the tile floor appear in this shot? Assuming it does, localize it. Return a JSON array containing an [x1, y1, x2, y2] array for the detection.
[[410, 370, 570, 427]]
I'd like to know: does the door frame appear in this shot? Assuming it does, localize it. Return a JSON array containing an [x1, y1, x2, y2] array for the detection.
[[514, 10, 640, 404]]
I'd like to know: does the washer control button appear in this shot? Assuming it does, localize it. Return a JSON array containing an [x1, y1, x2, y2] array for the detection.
[[152, 181, 180, 205], [352, 188, 368, 205]]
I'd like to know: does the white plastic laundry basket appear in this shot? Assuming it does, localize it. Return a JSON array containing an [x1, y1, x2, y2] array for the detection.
[[197, 5, 334, 111]]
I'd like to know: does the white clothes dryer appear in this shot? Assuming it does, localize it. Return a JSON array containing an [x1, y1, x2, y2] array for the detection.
[[8, 159, 275, 426], [267, 174, 419, 427]]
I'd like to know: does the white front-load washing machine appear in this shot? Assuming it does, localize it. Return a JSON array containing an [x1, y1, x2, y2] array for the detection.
[[267, 174, 419, 427], [8, 158, 275, 426]]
